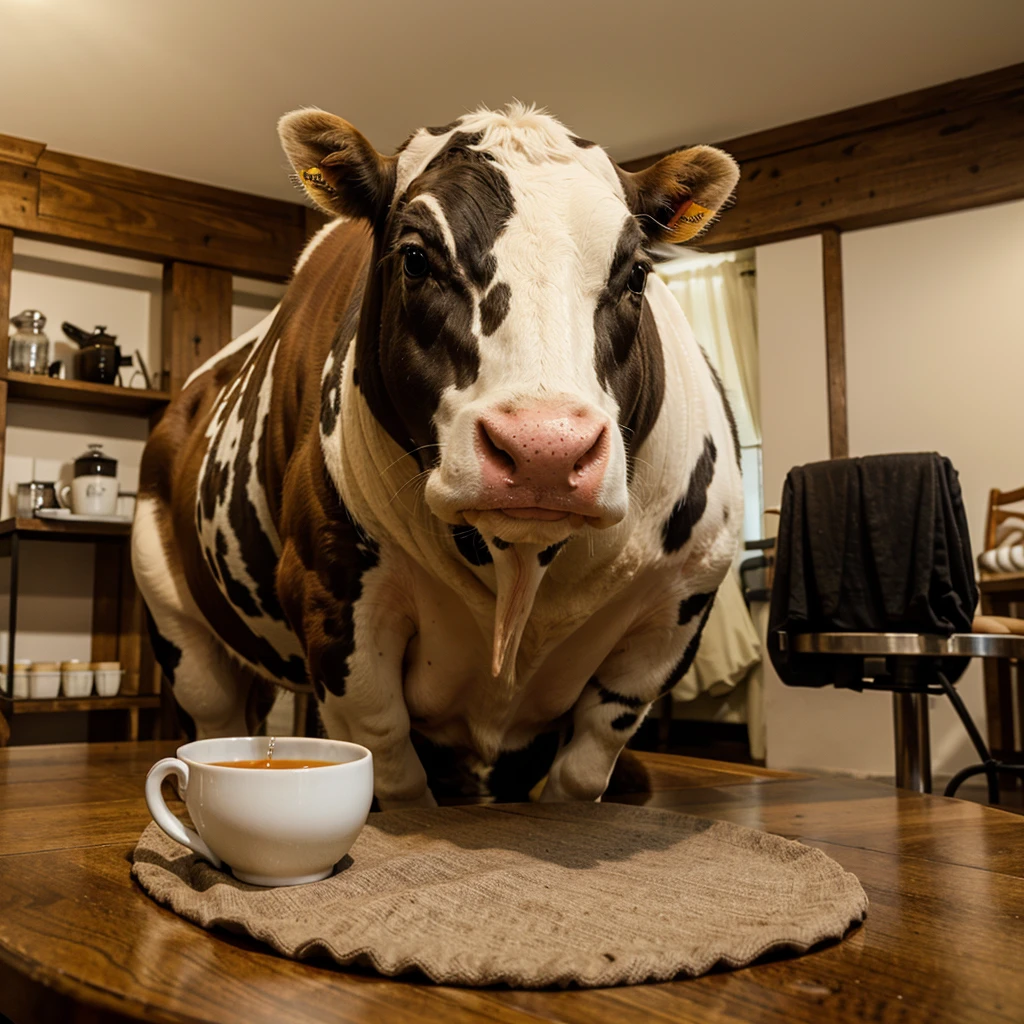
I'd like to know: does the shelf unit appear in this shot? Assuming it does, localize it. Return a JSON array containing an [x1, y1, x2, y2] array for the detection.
[[4, 371, 171, 416], [0, 128, 321, 746]]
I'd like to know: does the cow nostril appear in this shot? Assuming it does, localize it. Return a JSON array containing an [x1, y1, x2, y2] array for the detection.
[[478, 421, 517, 474], [573, 427, 607, 475]]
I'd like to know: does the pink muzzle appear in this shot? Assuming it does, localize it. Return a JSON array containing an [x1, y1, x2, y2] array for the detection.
[[473, 404, 610, 520]]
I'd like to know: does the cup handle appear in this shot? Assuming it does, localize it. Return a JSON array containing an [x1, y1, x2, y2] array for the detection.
[[56, 484, 72, 510], [145, 758, 222, 869]]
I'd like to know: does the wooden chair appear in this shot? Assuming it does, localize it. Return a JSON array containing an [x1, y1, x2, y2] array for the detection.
[[979, 486, 1024, 784]]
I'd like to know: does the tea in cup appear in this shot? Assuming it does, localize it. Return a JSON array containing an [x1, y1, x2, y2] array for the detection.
[[145, 736, 373, 886]]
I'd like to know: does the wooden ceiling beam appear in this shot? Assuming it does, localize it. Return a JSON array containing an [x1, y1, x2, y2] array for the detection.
[[623, 62, 1024, 251], [0, 133, 308, 281]]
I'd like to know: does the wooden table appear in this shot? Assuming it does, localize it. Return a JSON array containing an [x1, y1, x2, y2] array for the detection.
[[1, 743, 1023, 1024]]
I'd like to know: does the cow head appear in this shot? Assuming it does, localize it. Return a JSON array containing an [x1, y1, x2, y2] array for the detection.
[[280, 106, 737, 676], [280, 105, 738, 544]]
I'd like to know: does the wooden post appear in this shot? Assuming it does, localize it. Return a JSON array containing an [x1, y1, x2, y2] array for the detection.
[[0, 228, 12, 502], [821, 228, 849, 459], [161, 262, 232, 395]]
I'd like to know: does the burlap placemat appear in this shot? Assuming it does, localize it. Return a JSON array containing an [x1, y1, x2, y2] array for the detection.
[[132, 802, 867, 988]]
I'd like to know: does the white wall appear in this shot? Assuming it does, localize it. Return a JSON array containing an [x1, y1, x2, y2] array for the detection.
[[842, 199, 1024, 775], [756, 236, 890, 774], [758, 202, 1024, 777], [3, 243, 285, 668], [756, 236, 831, 510]]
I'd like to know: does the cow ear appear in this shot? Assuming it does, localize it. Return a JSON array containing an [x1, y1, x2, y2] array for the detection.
[[620, 146, 739, 244], [278, 108, 396, 222]]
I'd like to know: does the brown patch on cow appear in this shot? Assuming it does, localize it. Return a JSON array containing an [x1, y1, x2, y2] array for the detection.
[[141, 219, 375, 688]]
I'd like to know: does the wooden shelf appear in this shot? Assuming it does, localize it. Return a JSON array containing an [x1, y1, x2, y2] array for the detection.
[[3, 371, 171, 415], [0, 695, 160, 714], [0, 517, 130, 540]]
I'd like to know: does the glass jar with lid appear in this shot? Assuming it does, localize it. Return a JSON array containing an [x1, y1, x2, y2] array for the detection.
[[8, 309, 51, 375]]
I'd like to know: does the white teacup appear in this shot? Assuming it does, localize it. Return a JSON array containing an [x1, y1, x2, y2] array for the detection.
[[145, 736, 373, 887]]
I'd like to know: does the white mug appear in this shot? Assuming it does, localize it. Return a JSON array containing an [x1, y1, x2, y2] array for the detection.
[[59, 476, 118, 516], [145, 736, 374, 887]]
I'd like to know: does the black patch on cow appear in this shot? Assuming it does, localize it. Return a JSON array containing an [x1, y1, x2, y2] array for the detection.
[[479, 281, 511, 336], [199, 457, 229, 521], [594, 221, 666, 476], [317, 641, 351, 697], [214, 530, 261, 619], [596, 681, 646, 709], [570, 135, 597, 148], [308, 517, 381, 699], [313, 678, 326, 702], [491, 536, 511, 550], [678, 591, 713, 625], [611, 712, 638, 731], [426, 119, 463, 136], [451, 524, 493, 566], [662, 435, 717, 554], [659, 596, 716, 696], [320, 264, 369, 440], [223, 337, 290, 623], [357, 133, 515, 456], [488, 731, 561, 802], [145, 609, 181, 686], [701, 347, 741, 469], [538, 539, 568, 566]]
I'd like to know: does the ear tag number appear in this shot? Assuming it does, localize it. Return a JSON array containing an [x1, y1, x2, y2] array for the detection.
[[665, 199, 713, 242], [302, 167, 337, 196]]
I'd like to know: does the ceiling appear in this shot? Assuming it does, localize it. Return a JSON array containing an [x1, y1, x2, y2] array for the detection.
[[2, 0, 1023, 204]]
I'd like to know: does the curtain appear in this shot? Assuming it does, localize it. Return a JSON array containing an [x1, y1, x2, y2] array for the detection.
[[657, 253, 760, 445]]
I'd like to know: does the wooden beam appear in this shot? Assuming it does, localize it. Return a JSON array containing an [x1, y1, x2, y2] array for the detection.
[[162, 262, 233, 394], [622, 63, 1024, 251], [821, 230, 848, 459], [0, 137, 307, 281], [0, 229, 12, 504]]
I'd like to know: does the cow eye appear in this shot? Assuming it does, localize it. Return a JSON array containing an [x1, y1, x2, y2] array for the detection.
[[627, 264, 648, 295], [402, 246, 430, 279]]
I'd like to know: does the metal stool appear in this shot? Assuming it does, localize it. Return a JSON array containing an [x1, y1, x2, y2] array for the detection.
[[777, 631, 1024, 801]]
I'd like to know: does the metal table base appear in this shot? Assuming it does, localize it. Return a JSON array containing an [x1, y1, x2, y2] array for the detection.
[[779, 631, 1024, 801]]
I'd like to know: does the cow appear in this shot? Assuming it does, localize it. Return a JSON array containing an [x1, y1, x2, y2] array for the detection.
[[131, 103, 743, 808]]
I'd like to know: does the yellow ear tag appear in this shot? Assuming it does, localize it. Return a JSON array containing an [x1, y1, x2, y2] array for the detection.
[[665, 199, 713, 242], [301, 166, 336, 197]]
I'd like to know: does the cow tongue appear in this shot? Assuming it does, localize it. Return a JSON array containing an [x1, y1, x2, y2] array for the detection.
[[489, 542, 547, 683]]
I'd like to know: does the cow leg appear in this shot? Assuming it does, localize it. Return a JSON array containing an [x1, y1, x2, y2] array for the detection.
[[540, 596, 714, 802], [133, 496, 253, 738], [278, 537, 434, 810], [315, 606, 434, 810]]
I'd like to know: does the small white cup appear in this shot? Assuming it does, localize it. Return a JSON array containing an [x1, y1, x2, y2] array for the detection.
[[93, 662, 123, 696], [61, 660, 94, 698], [145, 737, 374, 887], [1, 661, 31, 699], [28, 663, 61, 699]]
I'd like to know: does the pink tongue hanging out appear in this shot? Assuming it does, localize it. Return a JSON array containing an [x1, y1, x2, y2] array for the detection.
[[461, 512, 552, 682], [489, 542, 548, 681]]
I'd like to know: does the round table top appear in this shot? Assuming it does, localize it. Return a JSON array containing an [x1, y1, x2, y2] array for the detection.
[[781, 631, 1024, 659], [2, 741, 1023, 1024]]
